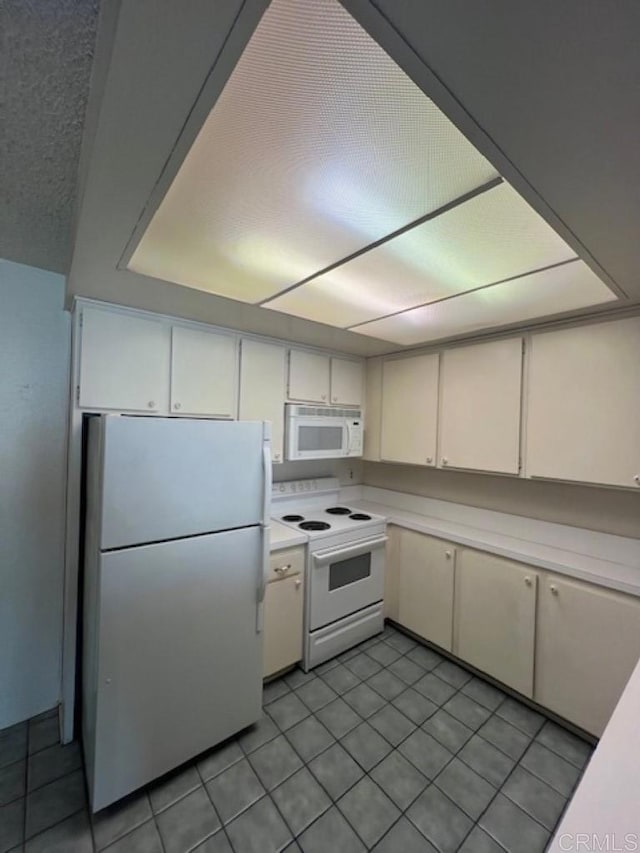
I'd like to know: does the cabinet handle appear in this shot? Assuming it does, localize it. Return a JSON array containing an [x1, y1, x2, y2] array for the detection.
[[634, 474, 640, 485], [174, 402, 181, 411], [550, 584, 559, 596], [295, 578, 302, 589], [426, 456, 433, 464], [524, 576, 532, 587], [442, 457, 448, 466], [332, 396, 338, 403], [274, 564, 292, 575], [445, 550, 452, 560], [147, 400, 155, 409], [321, 394, 327, 401]]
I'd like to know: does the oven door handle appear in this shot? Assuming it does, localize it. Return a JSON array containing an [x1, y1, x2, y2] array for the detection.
[[312, 535, 388, 568]]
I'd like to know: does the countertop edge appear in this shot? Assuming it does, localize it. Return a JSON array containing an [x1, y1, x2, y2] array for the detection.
[[350, 499, 640, 598]]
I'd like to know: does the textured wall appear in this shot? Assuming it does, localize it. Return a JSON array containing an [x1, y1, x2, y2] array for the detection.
[[0, 259, 70, 727], [363, 462, 640, 540], [0, 0, 99, 273]]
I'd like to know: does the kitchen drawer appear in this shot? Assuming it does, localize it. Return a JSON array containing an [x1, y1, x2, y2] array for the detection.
[[268, 546, 305, 583]]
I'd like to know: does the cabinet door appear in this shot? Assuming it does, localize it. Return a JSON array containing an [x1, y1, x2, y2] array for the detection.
[[526, 317, 640, 488], [330, 358, 363, 406], [397, 529, 455, 651], [240, 339, 286, 463], [171, 326, 238, 417], [363, 358, 382, 461], [263, 574, 304, 678], [79, 306, 170, 412], [288, 350, 330, 403], [384, 525, 401, 622], [380, 354, 439, 465], [440, 338, 522, 474], [455, 549, 537, 696], [536, 575, 640, 736]]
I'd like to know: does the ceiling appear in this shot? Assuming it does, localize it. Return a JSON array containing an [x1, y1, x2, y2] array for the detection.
[[126, 0, 615, 346], [65, 0, 639, 355], [0, 0, 99, 273]]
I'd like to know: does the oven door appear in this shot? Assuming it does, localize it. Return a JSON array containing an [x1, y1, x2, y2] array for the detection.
[[287, 417, 348, 460], [309, 535, 387, 630]]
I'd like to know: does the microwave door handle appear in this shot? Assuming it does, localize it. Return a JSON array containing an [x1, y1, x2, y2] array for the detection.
[[345, 420, 352, 454]]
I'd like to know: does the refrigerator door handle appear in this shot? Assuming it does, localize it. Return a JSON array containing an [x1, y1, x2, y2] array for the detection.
[[257, 430, 272, 633], [262, 441, 272, 526], [256, 524, 270, 633]]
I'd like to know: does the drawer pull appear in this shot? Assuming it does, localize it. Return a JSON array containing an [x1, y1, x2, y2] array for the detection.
[[550, 584, 559, 596], [295, 578, 302, 589], [274, 564, 292, 575], [445, 550, 452, 560], [524, 576, 532, 587]]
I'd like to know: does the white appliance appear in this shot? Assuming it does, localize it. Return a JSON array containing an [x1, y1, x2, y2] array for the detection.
[[82, 415, 271, 811], [285, 404, 363, 461], [273, 479, 386, 669]]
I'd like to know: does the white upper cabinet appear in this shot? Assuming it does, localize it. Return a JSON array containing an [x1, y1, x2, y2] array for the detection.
[[363, 358, 383, 461], [79, 306, 170, 412], [439, 337, 523, 474], [380, 353, 439, 466], [239, 339, 286, 463], [288, 350, 330, 403], [526, 317, 640, 488], [330, 358, 363, 407], [170, 326, 238, 418]]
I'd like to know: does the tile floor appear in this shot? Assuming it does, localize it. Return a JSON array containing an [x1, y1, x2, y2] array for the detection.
[[0, 625, 594, 853]]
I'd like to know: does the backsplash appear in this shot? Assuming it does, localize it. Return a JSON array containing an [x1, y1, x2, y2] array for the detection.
[[273, 458, 363, 486], [362, 461, 640, 540]]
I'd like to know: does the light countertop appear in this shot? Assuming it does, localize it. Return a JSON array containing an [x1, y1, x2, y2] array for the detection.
[[269, 484, 640, 593], [269, 520, 307, 551], [341, 485, 640, 597]]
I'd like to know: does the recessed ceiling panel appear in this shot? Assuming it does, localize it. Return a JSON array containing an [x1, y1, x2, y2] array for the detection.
[[353, 261, 615, 345], [128, 0, 498, 301], [264, 182, 577, 326]]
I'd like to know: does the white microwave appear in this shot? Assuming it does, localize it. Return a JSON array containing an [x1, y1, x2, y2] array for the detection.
[[285, 404, 363, 460]]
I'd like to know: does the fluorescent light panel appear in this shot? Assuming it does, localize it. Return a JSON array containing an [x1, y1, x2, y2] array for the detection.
[[128, 0, 498, 301], [128, 0, 617, 345], [353, 261, 616, 345], [264, 183, 577, 326]]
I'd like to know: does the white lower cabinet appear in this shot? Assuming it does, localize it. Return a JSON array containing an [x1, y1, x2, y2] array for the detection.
[[454, 549, 538, 697], [535, 574, 640, 736], [395, 528, 455, 651], [263, 547, 305, 678], [383, 526, 401, 622], [386, 523, 640, 734]]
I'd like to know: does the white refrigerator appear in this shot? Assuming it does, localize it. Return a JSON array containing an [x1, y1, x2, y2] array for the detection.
[[82, 415, 271, 811]]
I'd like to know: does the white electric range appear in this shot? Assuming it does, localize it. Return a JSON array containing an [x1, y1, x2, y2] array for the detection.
[[272, 478, 387, 670]]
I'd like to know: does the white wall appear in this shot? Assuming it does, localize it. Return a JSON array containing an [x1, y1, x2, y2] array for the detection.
[[362, 462, 640, 540], [0, 260, 70, 728]]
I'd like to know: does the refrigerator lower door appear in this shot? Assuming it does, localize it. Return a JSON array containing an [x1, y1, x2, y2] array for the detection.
[[87, 527, 262, 811]]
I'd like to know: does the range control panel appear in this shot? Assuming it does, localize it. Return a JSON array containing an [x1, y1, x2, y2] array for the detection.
[[271, 477, 339, 497]]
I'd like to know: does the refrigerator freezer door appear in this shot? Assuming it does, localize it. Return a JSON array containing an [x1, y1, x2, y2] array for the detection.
[[88, 527, 262, 811], [98, 416, 266, 549]]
